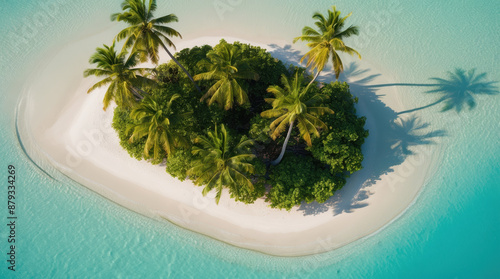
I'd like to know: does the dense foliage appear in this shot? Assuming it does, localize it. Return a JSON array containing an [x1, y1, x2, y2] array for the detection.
[[309, 82, 368, 174], [110, 40, 368, 209], [261, 72, 334, 165], [267, 155, 345, 210], [193, 41, 259, 110], [266, 82, 368, 210]]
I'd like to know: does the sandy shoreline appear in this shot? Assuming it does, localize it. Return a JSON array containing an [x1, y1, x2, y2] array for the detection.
[[18, 28, 444, 256]]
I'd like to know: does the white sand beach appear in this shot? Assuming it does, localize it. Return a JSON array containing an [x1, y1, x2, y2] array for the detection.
[[19, 26, 444, 256]]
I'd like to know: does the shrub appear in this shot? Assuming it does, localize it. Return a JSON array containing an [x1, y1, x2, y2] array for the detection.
[[309, 82, 369, 174], [112, 107, 150, 161], [165, 149, 195, 181], [267, 155, 345, 210]]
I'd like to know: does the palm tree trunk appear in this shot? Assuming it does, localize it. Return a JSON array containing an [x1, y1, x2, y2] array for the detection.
[[308, 71, 322, 87], [271, 120, 295, 166], [130, 86, 144, 100], [162, 45, 202, 93]]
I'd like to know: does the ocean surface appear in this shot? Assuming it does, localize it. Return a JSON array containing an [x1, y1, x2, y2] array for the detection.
[[1, 0, 499, 278]]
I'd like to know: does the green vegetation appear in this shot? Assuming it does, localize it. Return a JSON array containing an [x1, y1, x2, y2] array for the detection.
[[194, 41, 259, 110], [294, 5, 361, 82], [188, 124, 257, 204], [127, 94, 189, 160], [86, 2, 368, 210], [308, 82, 368, 174], [261, 72, 334, 165], [112, 0, 200, 92], [84, 42, 155, 110], [267, 155, 345, 210]]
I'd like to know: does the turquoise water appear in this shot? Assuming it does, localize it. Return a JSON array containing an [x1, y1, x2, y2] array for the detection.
[[1, 0, 499, 278]]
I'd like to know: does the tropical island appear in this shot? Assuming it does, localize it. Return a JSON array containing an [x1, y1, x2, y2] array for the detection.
[[84, 0, 368, 210], [19, 0, 448, 257]]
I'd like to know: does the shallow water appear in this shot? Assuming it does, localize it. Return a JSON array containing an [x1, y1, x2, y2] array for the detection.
[[1, 0, 499, 278]]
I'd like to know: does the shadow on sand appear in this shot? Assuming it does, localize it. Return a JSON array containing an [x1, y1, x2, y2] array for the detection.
[[268, 43, 339, 83], [266, 46, 496, 216], [268, 44, 303, 67], [296, 62, 448, 216]]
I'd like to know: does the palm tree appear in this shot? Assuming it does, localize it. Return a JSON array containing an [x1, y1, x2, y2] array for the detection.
[[127, 94, 189, 160], [188, 124, 256, 204], [261, 72, 334, 165], [193, 41, 259, 110], [294, 6, 361, 83], [111, 0, 201, 92], [84, 43, 154, 110]]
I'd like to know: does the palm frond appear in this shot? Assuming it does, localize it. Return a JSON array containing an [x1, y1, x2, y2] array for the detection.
[[294, 6, 361, 80], [87, 77, 113, 93]]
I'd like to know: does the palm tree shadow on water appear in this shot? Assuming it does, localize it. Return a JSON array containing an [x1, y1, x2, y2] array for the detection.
[[296, 62, 452, 216], [367, 67, 499, 114]]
